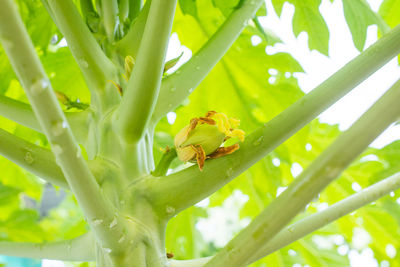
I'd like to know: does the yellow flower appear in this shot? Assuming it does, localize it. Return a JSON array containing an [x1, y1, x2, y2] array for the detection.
[[174, 111, 245, 170]]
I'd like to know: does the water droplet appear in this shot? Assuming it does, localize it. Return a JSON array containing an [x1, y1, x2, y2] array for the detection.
[[79, 59, 89, 68], [52, 144, 63, 155], [104, 247, 112, 253], [3, 38, 14, 48], [76, 146, 82, 158], [195, 66, 200, 70], [51, 121, 68, 136], [93, 219, 103, 226], [24, 152, 34, 164], [226, 167, 234, 177], [288, 227, 294, 233], [118, 235, 126, 243], [51, 35, 58, 44], [166, 205, 175, 214], [188, 88, 194, 93], [109, 217, 117, 228], [253, 136, 264, 146], [31, 79, 49, 95], [170, 87, 176, 92]]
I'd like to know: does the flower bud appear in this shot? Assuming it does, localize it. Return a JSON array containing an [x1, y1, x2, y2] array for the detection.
[[174, 111, 245, 170]]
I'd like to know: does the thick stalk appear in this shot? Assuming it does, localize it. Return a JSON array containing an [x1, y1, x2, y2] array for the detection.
[[115, 0, 177, 143], [102, 0, 119, 40], [249, 171, 400, 263], [46, 0, 120, 111], [129, 0, 143, 21], [0, 128, 68, 189], [169, 258, 211, 267], [141, 24, 400, 216], [0, 233, 94, 261], [0, 95, 41, 132], [80, 0, 99, 32], [151, 0, 264, 122], [119, 0, 130, 22], [0, 94, 89, 143], [116, 0, 150, 59], [0, 0, 126, 253], [205, 79, 400, 267]]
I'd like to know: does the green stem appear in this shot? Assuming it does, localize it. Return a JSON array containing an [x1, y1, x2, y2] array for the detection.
[[151, 0, 264, 122], [0, 0, 126, 252], [0, 232, 94, 261], [141, 24, 400, 216], [204, 78, 400, 267], [0, 95, 41, 132], [129, 0, 143, 21], [152, 147, 177, 176], [0, 95, 89, 143], [249, 171, 400, 263], [80, 0, 99, 32], [46, 0, 120, 112], [119, 0, 130, 22], [0, 128, 68, 189], [102, 0, 119, 41], [115, 0, 177, 143], [169, 258, 211, 267], [116, 0, 151, 59], [0, 94, 90, 143]]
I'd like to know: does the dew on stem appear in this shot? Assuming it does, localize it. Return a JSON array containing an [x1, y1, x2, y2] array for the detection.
[[52, 144, 64, 155], [30, 79, 50, 95], [24, 151, 34, 164], [253, 136, 264, 146], [51, 121, 68, 137], [93, 219, 103, 226], [109, 217, 117, 228]]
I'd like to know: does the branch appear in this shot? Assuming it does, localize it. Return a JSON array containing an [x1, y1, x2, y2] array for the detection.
[[79, 0, 99, 32], [248, 171, 400, 264], [0, 128, 68, 189], [0, 232, 95, 261], [0, 94, 89, 143], [0, 0, 126, 252], [46, 0, 120, 111], [204, 78, 400, 267], [119, 0, 129, 22], [101, 0, 119, 41], [0, 95, 41, 132], [140, 24, 400, 216], [116, 0, 150, 59], [115, 0, 177, 143], [151, 0, 264, 122], [129, 0, 143, 21], [169, 258, 212, 267]]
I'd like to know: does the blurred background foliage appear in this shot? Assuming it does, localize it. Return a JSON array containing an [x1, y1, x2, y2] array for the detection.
[[0, 0, 400, 266]]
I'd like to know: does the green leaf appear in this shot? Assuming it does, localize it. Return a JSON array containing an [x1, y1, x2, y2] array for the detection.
[[292, 0, 330, 56], [0, 183, 20, 206], [271, 0, 286, 17], [379, 0, 400, 29], [342, 0, 379, 51], [179, 0, 198, 17]]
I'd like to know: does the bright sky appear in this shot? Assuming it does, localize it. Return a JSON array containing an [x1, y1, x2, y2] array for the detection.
[[42, 0, 399, 266]]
